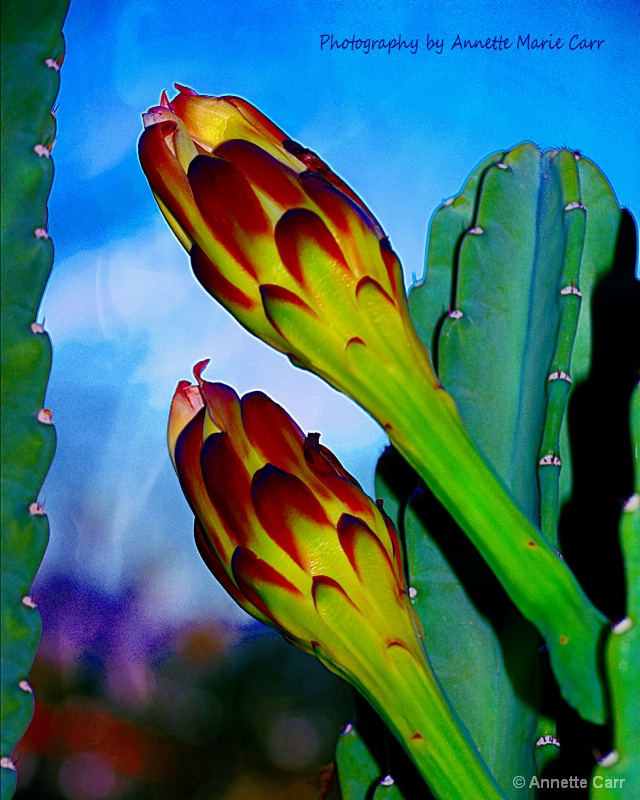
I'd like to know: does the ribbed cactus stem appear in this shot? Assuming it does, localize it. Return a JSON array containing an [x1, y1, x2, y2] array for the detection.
[[590, 383, 640, 799], [1, 3, 68, 799], [537, 150, 586, 547], [336, 718, 382, 800], [411, 151, 506, 356]]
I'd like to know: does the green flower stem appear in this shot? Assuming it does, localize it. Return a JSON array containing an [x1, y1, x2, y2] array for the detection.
[[343, 331, 607, 724], [333, 645, 507, 800]]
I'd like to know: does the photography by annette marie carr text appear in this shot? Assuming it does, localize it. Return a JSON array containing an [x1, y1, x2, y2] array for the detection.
[[319, 33, 605, 55]]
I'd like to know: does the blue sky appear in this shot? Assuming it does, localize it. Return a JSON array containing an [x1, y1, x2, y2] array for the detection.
[[38, 0, 639, 620]]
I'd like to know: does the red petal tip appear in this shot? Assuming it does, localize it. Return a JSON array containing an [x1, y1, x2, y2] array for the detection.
[[174, 83, 199, 96], [193, 359, 211, 385], [355, 276, 394, 304], [311, 575, 359, 612], [159, 90, 171, 109], [176, 379, 193, 393], [387, 640, 412, 654]]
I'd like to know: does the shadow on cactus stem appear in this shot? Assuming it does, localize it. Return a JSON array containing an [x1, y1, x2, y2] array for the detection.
[[549, 208, 640, 793], [560, 209, 639, 620]]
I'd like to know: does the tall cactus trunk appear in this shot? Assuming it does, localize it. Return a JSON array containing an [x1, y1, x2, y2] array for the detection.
[[0, 1, 69, 798]]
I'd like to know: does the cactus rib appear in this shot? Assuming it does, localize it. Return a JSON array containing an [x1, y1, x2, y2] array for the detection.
[[537, 150, 586, 547]]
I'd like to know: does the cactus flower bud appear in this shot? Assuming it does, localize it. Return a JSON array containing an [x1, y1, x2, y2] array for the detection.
[[141, 87, 606, 724], [169, 360, 505, 800], [139, 85, 416, 382]]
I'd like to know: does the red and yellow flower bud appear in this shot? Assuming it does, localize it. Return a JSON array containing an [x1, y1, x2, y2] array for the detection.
[[168, 361, 505, 800], [139, 85, 431, 402]]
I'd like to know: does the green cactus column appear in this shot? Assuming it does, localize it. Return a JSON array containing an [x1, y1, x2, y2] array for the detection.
[[590, 383, 640, 799], [0, 1, 69, 798]]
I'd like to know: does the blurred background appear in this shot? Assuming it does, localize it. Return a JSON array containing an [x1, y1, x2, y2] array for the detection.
[[15, 0, 639, 797]]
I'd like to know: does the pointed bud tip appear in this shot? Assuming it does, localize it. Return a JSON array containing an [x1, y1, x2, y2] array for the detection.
[[174, 83, 199, 96], [159, 90, 173, 110], [193, 359, 211, 385]]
